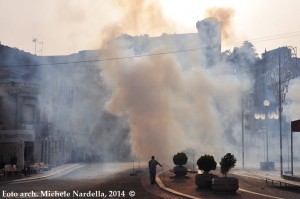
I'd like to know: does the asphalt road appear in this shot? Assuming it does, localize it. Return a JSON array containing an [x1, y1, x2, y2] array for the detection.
[[0, 162, 159, 199], [2, 163, 300, 199]]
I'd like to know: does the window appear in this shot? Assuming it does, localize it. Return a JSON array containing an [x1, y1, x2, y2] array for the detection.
[[24, 142, 34, 162], [23, 104, 34, 124]]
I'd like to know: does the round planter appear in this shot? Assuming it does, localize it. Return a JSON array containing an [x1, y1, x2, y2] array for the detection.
[[260, 162, 275, 171], [173, 166, 188, 177], [195, 173, 215, 188], [212, 177, 239, 192]]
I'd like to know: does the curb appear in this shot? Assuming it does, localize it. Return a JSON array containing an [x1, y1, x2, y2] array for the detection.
[[156, 171, 202, 199]]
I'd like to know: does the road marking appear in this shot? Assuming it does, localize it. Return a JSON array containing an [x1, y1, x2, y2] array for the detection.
[[231, 172, 263, 180], [9, 164, 85, 184], [239, 188, 285, 199], [233, 171, 286, 198]]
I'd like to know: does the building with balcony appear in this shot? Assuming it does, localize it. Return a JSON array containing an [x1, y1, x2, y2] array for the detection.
[[0, 45, 40, 170]]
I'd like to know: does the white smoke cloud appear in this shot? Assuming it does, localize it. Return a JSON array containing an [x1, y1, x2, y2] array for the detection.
[[284, 78, 300, 164], [100, 36, 251, 162], [285, 78, 300, 121]]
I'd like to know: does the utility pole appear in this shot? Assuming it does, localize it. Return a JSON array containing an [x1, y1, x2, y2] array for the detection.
[[278, 54, 283, 177], [242, 96, 245, 169], [265, 47, 297, 178]]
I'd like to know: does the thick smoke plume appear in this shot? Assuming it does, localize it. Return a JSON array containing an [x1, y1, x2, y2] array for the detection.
[[100, 38, 250, 161], [102, 47, 182, 160], [205, 7, 235, 41], [101, 0, 177, 47]]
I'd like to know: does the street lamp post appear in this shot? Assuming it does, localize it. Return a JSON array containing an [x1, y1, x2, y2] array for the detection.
[[254, 112, 267, 165], [263, 100, 270, 162], [242, 96, 245, 169], [255, 99, 278, 170]]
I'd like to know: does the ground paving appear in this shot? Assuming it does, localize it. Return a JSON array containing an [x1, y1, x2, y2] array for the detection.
[[2, 164, 300, 199]]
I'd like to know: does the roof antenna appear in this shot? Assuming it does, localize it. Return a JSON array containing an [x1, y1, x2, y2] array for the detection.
[[32, 37, 38, 55]]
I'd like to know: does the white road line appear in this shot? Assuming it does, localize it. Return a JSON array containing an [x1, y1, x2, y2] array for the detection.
[[239, 188, 285, 199], [231, 172, 264, 180], [9, 164, 85, 184]]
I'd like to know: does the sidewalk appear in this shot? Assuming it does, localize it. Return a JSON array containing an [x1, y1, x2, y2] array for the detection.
[[1, 163, 82, 184], [231, 168, 300, 187]]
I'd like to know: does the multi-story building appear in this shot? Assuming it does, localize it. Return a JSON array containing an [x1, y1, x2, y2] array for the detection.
[[251, 46, 299, 168], [0, 45, 40, 170]]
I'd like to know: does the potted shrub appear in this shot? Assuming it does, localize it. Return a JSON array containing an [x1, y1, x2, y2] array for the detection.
[[212, 153, 239, 192], [195, 155, 217, 188], [173, 152, 188, 177]]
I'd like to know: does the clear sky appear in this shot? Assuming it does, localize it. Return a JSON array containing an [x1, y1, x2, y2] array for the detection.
[[0, 0, 299, 56]]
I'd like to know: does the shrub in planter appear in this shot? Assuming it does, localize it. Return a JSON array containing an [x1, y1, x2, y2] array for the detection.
[[173, 152, 188, 177], [197, 155, 217, 174], [173, 152, 188, 166], [260, 161, 275, 171], [220, 153, 236, 177], [212, 177, 239, 192], [195, 155, 217, 188], [212, 153, 239, 192]]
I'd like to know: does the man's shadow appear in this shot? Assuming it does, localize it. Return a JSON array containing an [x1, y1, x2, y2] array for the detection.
[[170, 175, 191, 183]]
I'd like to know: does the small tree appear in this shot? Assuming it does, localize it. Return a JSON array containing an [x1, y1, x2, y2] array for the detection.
[[220, 153, 236, 177], [173, 152, 188, 167], [197, 155, 217, 174]]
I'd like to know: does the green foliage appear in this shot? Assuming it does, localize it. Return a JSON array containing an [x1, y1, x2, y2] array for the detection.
[[220, 153, 237, 177], [173, 152, 188, 166], [197, 155, 217, 173]]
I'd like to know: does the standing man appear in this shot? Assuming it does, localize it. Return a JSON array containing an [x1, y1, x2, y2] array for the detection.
[[148, 156, 162, 184]]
